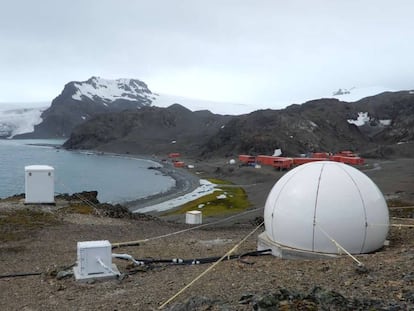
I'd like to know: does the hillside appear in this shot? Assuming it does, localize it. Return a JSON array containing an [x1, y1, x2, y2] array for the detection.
[[63, 91, 414, 158], [203, 99, 366, 157], [63, 104, 233, 157]]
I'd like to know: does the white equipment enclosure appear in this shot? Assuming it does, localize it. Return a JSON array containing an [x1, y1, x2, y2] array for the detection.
[[258, 161, 389, 258], [25, 165, 55, 204], [74, 240, 119, 281], [186, 210, 202, 224]]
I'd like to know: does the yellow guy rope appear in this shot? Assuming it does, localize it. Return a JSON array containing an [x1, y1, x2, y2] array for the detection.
[[391, 216, 414, 221], [111, 207, 263, 248], [112, 218, 414, 250], [56, 179, 101, 208], [158, 221, 264, 310], [315, 222, 364, 267], [390, 224, 414, 228], [369, 223, 414, 228], [58, 176, 263, 248]]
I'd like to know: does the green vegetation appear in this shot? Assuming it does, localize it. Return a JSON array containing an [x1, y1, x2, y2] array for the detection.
[[61, 202, 95, 215], [0, 209, 61, 242], [163, 178, 251, 217]]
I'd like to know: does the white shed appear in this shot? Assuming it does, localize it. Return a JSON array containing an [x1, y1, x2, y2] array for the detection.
[[25, 165, 55, 204], [258, 161, 389, 258]]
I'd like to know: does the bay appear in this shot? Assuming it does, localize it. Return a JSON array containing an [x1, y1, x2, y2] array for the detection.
[[0, 139, 175, 203]]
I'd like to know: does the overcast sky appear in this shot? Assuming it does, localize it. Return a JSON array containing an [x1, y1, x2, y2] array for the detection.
[[1, 0, 414, 111]]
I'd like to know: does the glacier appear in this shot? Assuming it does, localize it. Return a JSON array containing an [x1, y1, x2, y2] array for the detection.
[[0, 107, 46, 138]]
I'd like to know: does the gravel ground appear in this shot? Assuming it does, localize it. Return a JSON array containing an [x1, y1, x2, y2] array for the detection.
[[0, 157, 413, 310]]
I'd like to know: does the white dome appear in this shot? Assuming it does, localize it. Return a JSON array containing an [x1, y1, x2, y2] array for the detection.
[[263, 161, 389, 255]]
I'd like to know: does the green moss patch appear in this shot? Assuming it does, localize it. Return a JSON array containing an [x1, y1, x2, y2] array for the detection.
[[61, 203, 95, 215], [163, 178, 251, 217], [0, 209, 61, 242]]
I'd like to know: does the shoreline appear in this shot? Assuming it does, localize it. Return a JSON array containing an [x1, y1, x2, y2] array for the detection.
[[12, 140, 203, 211], [123, 157, 201, 214], [70, 149, 203, 213], [36, 142, 204, 211]]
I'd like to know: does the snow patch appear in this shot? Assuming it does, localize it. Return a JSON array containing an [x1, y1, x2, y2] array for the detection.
[[134, 179, 218, 213], [379, 119, 391, 126], [347, 112, 370, 126], [348, 112, 392, 127], [309, 121, 318, 128]]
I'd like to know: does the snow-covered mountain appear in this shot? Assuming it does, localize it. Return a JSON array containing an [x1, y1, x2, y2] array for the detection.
[[0, 106, 47, 138], [72, 76, 156, 105], [8, 76, 412, 140], [16, 77, 155, 138]]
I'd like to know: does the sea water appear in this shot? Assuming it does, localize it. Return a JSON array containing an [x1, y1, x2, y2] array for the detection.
[[0, 139, 175, 203]]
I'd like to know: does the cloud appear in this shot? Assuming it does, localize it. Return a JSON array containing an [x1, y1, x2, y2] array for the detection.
[[1, 0, 414, 108]]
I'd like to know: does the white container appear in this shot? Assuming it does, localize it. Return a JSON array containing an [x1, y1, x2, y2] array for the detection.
[[76, 240, 112, 276], [186, 210, 202, 225], [73, 240, 119, 281], [24, 165, 55, 204]]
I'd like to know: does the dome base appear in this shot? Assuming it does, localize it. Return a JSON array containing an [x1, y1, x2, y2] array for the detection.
[[257, 232, 339, 260]]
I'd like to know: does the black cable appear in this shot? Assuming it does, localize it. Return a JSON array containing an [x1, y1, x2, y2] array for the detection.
[[0, 272, 42, 279], [117, 249, 272, 266], [0, 263, 75, 280], [1, 250, 272, 280]]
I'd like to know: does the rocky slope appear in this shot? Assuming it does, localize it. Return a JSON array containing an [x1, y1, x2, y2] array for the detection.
[[63, 104, 233, 156], [63, 90, 414, 158], [356, 91, 414, 143], [203, 99, 366, 157], [15, 77, 155, 138]]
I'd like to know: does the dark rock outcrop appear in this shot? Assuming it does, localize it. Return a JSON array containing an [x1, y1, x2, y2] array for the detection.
[[63, 104, 233, 157]]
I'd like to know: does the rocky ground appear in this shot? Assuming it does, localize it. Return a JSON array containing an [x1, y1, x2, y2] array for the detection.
[[0, 157, 413, 310]]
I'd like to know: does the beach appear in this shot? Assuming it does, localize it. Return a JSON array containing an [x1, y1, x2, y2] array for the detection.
[[124, 160, 201, 213]]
